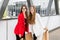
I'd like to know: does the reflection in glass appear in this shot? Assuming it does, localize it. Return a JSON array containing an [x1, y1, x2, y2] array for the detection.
[[2, 0, 28, 19]]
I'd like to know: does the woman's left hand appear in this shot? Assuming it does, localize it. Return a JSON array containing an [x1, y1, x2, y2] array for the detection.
[[44, 27, 48, 31]]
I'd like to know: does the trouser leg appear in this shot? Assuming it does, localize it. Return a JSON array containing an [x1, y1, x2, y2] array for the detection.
[[33, 34, 37, 40]]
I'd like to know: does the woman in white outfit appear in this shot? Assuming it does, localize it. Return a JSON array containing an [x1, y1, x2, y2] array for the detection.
[[28, 6, 46, 40]]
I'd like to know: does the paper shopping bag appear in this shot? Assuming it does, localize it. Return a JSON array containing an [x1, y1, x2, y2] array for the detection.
[[25, 32, 33, 40], [43, 30, 49, 40]]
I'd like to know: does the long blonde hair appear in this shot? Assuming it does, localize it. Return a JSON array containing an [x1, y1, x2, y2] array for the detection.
[[28, 6, 36, 24]]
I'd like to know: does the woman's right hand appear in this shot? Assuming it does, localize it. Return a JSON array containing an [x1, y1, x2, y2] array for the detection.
[[19, 34, 21, 38]]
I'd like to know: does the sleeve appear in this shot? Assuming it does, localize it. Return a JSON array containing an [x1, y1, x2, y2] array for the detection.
[[29, 24, 33, 33], [37, 13, 45, 28], [18, 14, 24, 36], [37, 13, 46, 33]]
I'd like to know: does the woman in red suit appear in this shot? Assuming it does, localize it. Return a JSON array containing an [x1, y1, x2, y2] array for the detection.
[[14, 5, 29, 40]]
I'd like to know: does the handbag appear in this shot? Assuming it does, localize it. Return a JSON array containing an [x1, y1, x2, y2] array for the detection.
[[20, 38, 24, 40], [25, 32, 33, 40]]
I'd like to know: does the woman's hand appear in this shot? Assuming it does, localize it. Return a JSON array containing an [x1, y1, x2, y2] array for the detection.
[[19, 34, 21, 38], [19, 34, 24, 40], [44, 27, 48, 31]]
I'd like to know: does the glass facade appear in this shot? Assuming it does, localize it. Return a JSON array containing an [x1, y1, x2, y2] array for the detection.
[[0, 0, 60, 19], [31, 0, 57, 16], [2, 0, 28, 19]]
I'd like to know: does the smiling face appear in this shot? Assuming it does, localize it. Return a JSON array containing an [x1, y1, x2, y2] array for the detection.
[[30, 6, 35, 14], [20, 5, 28, 19], [22, 6, 27, 13]]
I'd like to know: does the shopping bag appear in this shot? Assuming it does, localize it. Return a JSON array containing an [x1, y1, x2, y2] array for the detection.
[[20, 38, 24, 40], [25, 32, 33, 40], [43, 29, 49, 40]]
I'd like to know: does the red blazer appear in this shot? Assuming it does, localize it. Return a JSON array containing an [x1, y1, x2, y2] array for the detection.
[[14, 12, 28, 36]]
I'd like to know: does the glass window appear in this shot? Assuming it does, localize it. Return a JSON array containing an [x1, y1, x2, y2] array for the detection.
[[2, 0, 28, 19], [32, 0, 49, 8], [50, 0, 56, 16], [31, 0, 49, 16], [31, 0, 58, 16]]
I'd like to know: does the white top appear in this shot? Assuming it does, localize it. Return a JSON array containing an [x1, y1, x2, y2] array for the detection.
[[29, 13, 45, 37]]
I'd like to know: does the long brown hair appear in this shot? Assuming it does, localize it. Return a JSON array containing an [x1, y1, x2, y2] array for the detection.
[[20, 5, 29, 26], [20, 5, 28, 19], [28, 6, 36, 24]]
